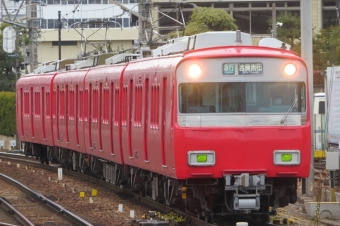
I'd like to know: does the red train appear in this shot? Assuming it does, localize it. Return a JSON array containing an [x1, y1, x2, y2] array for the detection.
[[16, 31, 311, 223]]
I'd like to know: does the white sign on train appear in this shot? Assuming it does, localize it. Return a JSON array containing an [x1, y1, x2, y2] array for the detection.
[[0, 140, 4, 147]]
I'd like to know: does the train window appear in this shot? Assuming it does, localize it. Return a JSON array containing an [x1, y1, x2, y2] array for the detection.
[[60, 90, 65, 119], [93, 89, 99, 122], [103, 88, 109, 124], [122, 86, 128, 126], [150, 84, 160, 128], [46, 91, 50, 117], [24, 92, 29, 117], [79, 90, 84, 121], [114, 88, 120, 126], [69, 90, 75, 120], [84, 89, 89, 121], [35, 92, 40, 117], [179, 82, 306, 114], [134, 85, 142, 126], [52, 91, 56, 118]]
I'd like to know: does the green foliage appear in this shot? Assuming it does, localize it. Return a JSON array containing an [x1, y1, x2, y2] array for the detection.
[[0, 23, 27, 92], [0, 92, 16, 136], [313, 26, 340, 70], [168, 7, 237, 38], [268, 11, 301, 54]]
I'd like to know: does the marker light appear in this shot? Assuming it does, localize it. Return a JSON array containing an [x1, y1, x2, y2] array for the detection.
[[273, 150, 300, 165], [197, 154, 207, 162], [188, 151, 215, 166], [281, 154, 292, 162], [188, 64, 201, 78], [284, 63, 297, 76]]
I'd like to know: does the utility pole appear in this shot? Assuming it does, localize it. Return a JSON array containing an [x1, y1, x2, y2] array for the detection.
[[300, 0, 314, 197], [58, 11, 61, 60], [272, 3, 276, 38], [27, 1, 42, 72]]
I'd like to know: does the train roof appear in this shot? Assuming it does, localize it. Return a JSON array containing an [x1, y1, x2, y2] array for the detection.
[[182, 45, 300, 60], [31, 31, 295, 74]]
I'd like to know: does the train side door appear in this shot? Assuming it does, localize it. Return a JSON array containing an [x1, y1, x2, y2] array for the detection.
[[144, 78, 149, 162], [42, 87, 46, 140], [30, 87, 35, 138], [161, 76, 167, 167]]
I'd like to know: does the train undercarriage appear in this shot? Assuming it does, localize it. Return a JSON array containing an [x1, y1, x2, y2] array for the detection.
[[23, 142, 298, 223]]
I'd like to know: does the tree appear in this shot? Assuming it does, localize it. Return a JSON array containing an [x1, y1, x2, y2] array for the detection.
[[268, 11, 301, 54], [168, 7, 237, 38], [0, 23, 18, 91], [313, 26, 340, 70], [0, 23, 28, 91]]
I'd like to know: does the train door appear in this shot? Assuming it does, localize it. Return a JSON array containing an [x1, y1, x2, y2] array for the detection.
[[20, 88, 24, 137], [110, 82, 115, 155], [42, 87, 46, 140], [66, 85, 69, 143], [128, 79, 133, 157], [161, 77, 167, 166], [30, 87, 35, 138], [99, 83, 103, 151], [56, 86, 60, 141], [144, 78, 149, 161], [76, 85, 79, 146], [89, 84, 93, 149]]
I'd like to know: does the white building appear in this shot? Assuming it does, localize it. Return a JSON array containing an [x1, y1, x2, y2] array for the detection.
[[1, 0, 139, 67]]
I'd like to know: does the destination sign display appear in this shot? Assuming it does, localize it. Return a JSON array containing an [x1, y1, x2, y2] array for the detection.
[[223, 63, 263, 75]]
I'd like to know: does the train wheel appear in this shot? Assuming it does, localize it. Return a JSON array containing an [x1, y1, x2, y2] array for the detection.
[[204, 212, 213, 223], [24, 145, 28, 156], [261, 214, 270, 223]]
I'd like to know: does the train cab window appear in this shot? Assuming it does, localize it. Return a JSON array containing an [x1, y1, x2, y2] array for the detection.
[[179, 82, 306, 114]]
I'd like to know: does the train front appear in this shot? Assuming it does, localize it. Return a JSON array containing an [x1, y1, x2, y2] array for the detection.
[[173, 46, 311, 221]]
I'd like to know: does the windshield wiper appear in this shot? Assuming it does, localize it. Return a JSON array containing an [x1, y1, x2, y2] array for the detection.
[[280, 94, 298, 124]]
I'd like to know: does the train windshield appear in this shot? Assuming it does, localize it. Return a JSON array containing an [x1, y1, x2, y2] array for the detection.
[[179, 82, 306, 114]]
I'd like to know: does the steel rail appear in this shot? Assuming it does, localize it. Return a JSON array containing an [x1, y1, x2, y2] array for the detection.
[[0, 173, 93, 226], [0, 196, 34, 226]]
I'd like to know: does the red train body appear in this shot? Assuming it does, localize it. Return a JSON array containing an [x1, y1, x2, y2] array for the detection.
[[16, 31, 311, 222]]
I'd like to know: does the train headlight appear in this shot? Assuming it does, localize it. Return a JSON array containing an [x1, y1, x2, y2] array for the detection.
[[273, 150, 300, 165], [188, 151, 215, 166], [188, 64, 201, 78], [284, 64, 297, 76]]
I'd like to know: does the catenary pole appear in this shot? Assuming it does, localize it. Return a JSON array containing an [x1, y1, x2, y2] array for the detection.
[[300, 0, 314, 197], [58, 11, 61, 60]]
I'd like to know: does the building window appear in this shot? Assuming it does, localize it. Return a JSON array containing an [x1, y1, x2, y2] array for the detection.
[[287, 2, 300, 7], [52, 41, 77, 46], [234, 3, 249, 8], [324, 0, 336, 6], [234, 11, 250, 33], [214, 3, 229, 8], [123, 18, 129, 27], [47, 19, 55, 29], [251, 10, 271, 34]]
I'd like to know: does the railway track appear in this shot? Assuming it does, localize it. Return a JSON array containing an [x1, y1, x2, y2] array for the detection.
[[0, 170, 92, 225], [0, 152, 213, 226], [0, 152, 310, 226]]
